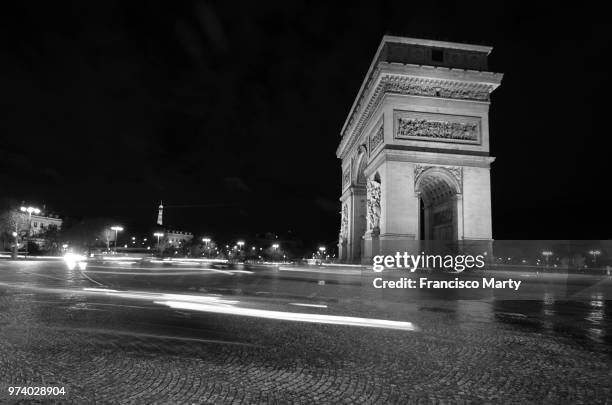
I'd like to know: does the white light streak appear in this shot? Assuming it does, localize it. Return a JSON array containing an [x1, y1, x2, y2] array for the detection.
[[289, 303, 328, 308], [154, 300, 417, 331]]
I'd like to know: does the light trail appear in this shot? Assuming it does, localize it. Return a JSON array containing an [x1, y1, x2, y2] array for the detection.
[[278, 266, 362, 275], [84, 268, 232, 276], [289, 303, 328, 308], [154, 300, 417, 331]]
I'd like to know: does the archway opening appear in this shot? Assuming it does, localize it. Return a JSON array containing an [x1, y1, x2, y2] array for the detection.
[[417, 172, 458, 241]]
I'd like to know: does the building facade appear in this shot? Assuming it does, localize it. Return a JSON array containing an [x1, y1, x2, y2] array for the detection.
[[337, 36, 503, 263], [27, 212, 62, 235], [166, 230, 193, 245]]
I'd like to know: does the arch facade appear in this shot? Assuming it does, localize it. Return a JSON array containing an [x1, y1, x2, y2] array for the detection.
[[337, 36, 502, 263]]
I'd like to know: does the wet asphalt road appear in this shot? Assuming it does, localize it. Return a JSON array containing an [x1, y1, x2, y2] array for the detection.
[[0, 258, 611, 404]]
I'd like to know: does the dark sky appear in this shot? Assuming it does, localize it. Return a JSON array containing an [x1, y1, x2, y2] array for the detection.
[[1, 1, 610, 246]]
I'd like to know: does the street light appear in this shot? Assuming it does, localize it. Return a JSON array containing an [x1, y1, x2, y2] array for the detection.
[[20, 206, 40, 256], [110, 226, 124, 252], [201, 237, 211, 257], [589, 250, 601, 266], [542, 250, 553, 267], [11, 231, 18, 258], [20, 206, 41, 216], [154, 232, 164, 251], [237, 241, 245, 248]]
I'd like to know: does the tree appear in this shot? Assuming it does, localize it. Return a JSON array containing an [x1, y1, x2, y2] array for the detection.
[[0, 205, 28, 257], [38, 225, 62, 255]]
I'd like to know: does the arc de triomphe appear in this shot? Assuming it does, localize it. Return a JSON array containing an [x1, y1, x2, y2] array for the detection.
[[337, 36, 503, 263]]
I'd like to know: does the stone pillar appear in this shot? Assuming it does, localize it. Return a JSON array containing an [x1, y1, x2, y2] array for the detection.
[[363, 230, 380, 264], [415, 191, 421, 240], [345, 186, 366, 263], [378, 161, 419, 256], [455, 193, 464, 240], [338, 237, 347, 262], [338, 202, 349, 262], [462, 167, 492, 240]]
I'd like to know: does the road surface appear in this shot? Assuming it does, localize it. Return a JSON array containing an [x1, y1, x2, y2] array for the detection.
[[0, 258, 611, 404]]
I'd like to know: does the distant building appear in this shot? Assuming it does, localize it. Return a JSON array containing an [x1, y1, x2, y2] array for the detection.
[[9, 205, 63, 251], [166, 230, 193, 245], [153, 202, 193, 246], [27, 212, 62, 235], [15, 206, 62, 235]]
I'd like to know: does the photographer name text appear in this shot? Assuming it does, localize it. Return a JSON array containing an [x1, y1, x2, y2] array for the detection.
[[373, 277, 521, 290]]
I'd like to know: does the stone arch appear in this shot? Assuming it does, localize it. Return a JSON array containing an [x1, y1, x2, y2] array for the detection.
[[415, 167, 461, 197], [415, 167, 462, 240], [353, 146, 368, 186]]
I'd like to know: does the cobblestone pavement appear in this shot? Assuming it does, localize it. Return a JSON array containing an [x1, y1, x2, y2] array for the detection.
[[0, 260, 611, 404]]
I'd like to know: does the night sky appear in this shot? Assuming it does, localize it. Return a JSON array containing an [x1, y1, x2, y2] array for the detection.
[[1, 1, 610, 246]]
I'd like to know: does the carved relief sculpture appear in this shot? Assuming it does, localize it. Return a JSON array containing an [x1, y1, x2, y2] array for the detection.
[[381, 75, 491, 102], [342, 169, 350, 188], [396, 118, 478, 142], [366, 180, 381, 233], [339, 203, 348, 242]]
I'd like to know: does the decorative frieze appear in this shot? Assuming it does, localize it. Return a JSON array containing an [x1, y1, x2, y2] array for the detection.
[[396, 118, 478, 142], [394, 111, 481, 144], [369, 125, 384, 153], [380, 75, 490, 102]]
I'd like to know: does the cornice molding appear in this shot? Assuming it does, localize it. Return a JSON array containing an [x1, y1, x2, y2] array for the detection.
[[337, 67, 502, 160], [367, 148, 495, 171]]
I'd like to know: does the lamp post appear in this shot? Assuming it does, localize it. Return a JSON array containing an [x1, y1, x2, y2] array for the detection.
[[589, 250, 601, 267], [272, 243, 279, 260], [542, 250, 553, 268], [202, 237, 211, 257], [235, 241, 245, 260], [20, 206, 40, 257], [110, 226, 124, 253], [154, 232, 164, 256], [11, 231, 18, 259], [317, 246, 326, 265]]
